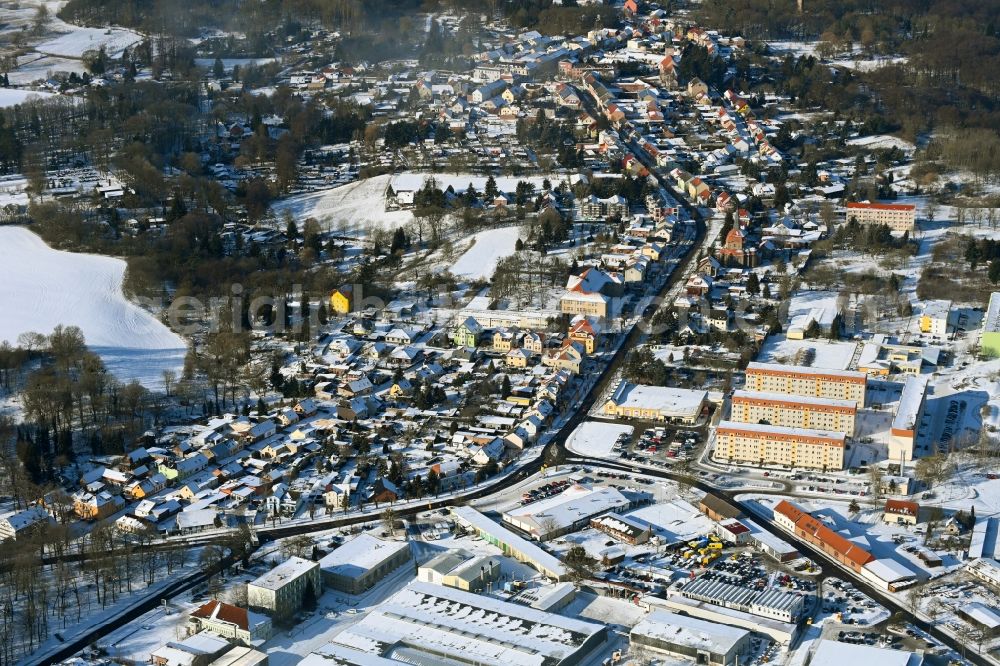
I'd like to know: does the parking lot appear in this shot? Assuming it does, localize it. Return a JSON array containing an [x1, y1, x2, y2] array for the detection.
[[616, 426, 706, 469]]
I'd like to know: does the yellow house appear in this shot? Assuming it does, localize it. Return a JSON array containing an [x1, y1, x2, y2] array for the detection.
[[568, 318, 597, 354], [523, 332, 545, 354], [505, 348, 532, 368], [330, 285, 354, 315], [542, 342, 583, 374], [492, 328, 519, 353]]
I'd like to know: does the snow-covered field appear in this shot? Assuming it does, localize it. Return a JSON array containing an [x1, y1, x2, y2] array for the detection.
[[0, 88, 58, 108], [847, 134, 915, 153], [0, 226, 185, 387], [271, 175, 412, 236], [566, 420, 633, 457], [35, 25, 143, 58], [449, 226, 522, 280]]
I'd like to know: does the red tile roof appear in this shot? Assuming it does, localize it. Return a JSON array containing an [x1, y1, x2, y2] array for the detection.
[[191, 599, 250, 630]]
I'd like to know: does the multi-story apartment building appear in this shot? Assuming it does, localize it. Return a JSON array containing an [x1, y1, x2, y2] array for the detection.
[[845, 201, 916, 232], [730, 390, 857, 436], [744, 362, 867, 403], [716, 420, 846, 470], [247, 556, 321, 620]]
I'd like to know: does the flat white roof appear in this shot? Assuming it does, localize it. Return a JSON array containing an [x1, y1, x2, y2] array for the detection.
[[970, 517, 1000, 560], [985, 292, 1000, 333], [921, 299, 952, 319], [632, 609, 749, 654], [717, 420, 846, 443], [892, 375, 928, 432], [451, 506, 566, 577], [746, 362, 866, 381], [863, 558, 917, 583], [964, 602, 1000, 629], [326, 581, 604, 666], [318, 534, 410, 579], [732, 390, 857, 410], [608, 382, 707, 417], [249, 556, 317, 591], [810, 639, 921, 666], [505, 483, 630, 532]]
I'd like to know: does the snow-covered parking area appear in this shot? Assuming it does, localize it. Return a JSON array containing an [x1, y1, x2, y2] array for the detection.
[[566, 420, 633, 457]]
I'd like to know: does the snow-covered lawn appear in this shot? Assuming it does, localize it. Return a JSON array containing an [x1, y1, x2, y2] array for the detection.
[[0, 88, 58, 107], [35, 25, 143, 59], [449, 226, 522, 280], [271, 175, 412, 236], [0, 226, 185, 388], [566, 420, 633, 457]]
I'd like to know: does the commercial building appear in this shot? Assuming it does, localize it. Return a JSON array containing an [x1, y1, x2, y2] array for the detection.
[[958, 603, 1000, 637], [730, 390, 857, 436], [602, 381, 707, 424], [318, 534, 412, 595], [678, 575, 806, 623], [967, 558, 1000, 590], [247, 556, 321, 619], [745, 520, 800, 563], [809, 639, 923, 666], [744, 362, 866, 403], [417, 549, 501, 592], [845, 201, 916, 232], [630, 609, 751, 666], [919, 300, 952, 336], [654, 596, 798, 645], [590, 512, 651, 545], [983, 292, 1000, 358], [699, 495, 743, 522], [188, 600, 273, 643], [889, 375, 928, 462], [774, 501, 874, 574], [716, 421, 846, 471], [451, 506, 567, 580], [319, 581, 607, 665], [503, 483, 632, 541]]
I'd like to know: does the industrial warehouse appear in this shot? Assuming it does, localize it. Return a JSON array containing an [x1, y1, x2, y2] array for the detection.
[[314, 581, 608, 666]]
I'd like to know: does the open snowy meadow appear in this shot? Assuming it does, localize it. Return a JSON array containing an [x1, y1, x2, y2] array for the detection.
[[0, 226, 185, 388]]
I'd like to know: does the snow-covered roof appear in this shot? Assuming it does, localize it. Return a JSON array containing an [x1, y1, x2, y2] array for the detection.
[[607, 382, 707, 418], [631, 609, 749, 654], [732, 390, 856, 410], [318, 534, 410, 580], [451, 506, 566, 578], [249, 556, 317, 591], [809, 639, 921, 666], [505, 483, 630, 534], [323, 581, 605, 666], [863, 558, 917, 584], [891, 375, 928, 433]]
